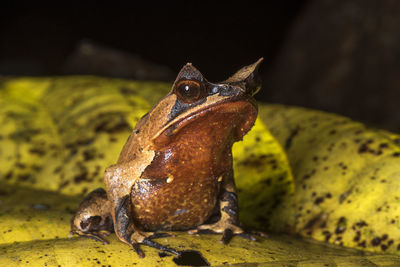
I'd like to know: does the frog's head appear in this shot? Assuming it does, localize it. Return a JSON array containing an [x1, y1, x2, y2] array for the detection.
[[147, 58, 263, 148], [117, 58, 263, 164]]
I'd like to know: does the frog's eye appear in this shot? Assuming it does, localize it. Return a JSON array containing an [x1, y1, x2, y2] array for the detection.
[[174, 80, 203, 103]]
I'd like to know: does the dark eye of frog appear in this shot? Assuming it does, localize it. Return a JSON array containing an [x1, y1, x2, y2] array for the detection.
[[174, 80, 204, 103]]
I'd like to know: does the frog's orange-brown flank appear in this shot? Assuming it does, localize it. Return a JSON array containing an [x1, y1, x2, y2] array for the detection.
[[71, 58, 263, 257]]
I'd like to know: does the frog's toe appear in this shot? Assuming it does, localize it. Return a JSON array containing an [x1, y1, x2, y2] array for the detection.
[[148, 232, 175, 239], [130, 231, 180, 258], [75, 231, 110, 245], [142, 238, 180, 256], [187, 228, 216, 235], [189, 223, 257, 244]]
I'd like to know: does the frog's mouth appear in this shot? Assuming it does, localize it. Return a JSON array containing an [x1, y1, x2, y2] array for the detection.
[[153, 96, 258, 147]]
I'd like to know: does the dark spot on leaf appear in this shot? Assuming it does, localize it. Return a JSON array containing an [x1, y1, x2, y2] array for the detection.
[[15, 163, 26, 169], [314, 197, 324, 205], [354, 221, 368, 228], [379, 143, 389, 149], [31, 164, 42, 172], [9, 129, 41, 142], [74, 172, 90, 183], [18, 173, 34, 182], [393, 152, 400, 157], [284, 126, 300, 150], [109, 137, 118, 142], [83, 149, 96, 161], [358, 240, 366, 248], [358, 143, 369, 153], [59, 180, 70, 189], [371, 237, 381, 246], [303, 169, 316, 180], [381, 244, 388, 251], [322, 230, 331, 242], [263, 179, 272, 186], [120, 87, 133, 95], [329, 130, 337, 135], [53, 166, 62, 174], [303, 214, 324, 232], [77, 138, 95, 146], [339, 188, 353, 204], [94, 115, 130, 133], [335, 217, 346, 234], [29, 147, 47, 156], [353, 232, 361, 242]]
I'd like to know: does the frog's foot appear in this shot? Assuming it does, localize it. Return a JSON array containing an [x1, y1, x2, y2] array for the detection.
[[71, 230, 111, 245], [188, 222, 257, 244], [130, 231, 180, 258]]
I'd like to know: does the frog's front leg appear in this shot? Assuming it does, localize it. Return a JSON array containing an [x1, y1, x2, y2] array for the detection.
[[104, 163, 179, 258], [70, 188, 113, 244], [189, 170, 256, 244]]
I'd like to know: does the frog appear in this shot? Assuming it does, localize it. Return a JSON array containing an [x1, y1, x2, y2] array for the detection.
[[70, 58, 263, 257]]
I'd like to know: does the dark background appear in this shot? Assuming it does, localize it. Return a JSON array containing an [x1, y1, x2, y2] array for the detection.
[[1, 1, 399, 132]]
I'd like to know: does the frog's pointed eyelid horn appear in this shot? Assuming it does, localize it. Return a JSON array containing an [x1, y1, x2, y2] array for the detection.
[[173, 63, 205, 84], [222, 57, 264, 95]]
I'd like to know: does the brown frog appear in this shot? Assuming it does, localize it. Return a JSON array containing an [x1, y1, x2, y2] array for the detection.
[[71, 58, 263, 257]]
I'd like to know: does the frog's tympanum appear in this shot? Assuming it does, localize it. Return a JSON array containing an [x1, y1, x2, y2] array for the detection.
[[71, 58, 263, 257]]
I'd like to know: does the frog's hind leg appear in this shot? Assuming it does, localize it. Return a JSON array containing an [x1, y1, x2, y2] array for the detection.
[[105, 164, 180, 258], [70, 188, 114, 244], [114, 193, 180, 257], [188, 171, 257, 244]]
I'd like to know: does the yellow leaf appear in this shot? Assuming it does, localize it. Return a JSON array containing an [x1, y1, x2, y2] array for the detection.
[[1, 77, 399, 265], [260, 104, 400, 254]]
